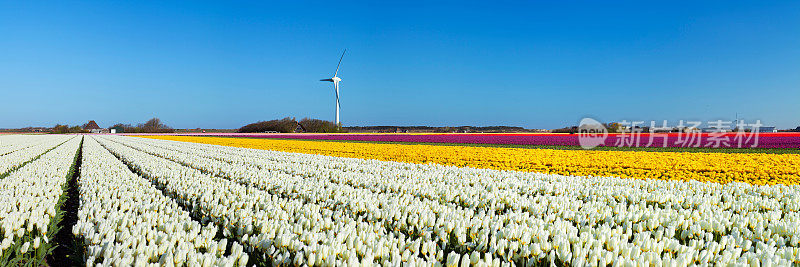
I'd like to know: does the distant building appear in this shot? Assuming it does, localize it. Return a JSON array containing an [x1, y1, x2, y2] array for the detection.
[[700, 127, 730, 133], [736, 126, 777, 133], [755, 126, 776, 133], [83, 120, 101, 131]]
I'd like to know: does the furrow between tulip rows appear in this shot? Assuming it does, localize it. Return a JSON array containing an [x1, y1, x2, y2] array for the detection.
[[0, 136, 81, 265], [112, 136, 800, 266], [46, 135, 85, 265], [74, 136, 249, 266], [94, 136, 449, 266]]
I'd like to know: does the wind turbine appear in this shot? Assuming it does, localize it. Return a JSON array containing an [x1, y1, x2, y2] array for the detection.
[[320, 49, 346, 126]]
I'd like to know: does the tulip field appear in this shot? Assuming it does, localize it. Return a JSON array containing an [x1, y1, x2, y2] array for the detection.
[[145, 132, 800, 149], [142, 135, 800, 185], [0, 135, 80, 265], [1, 134, 800, 266]]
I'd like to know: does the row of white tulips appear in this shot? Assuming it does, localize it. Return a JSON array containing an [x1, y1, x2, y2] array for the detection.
[[109, 136, 800, 266], [0, 135, 59, 156], [0, 135, 72, 175], [0, 136, 81, 264], [94, 136, 442, 266], [75, 137, 248, 267], [115, 136, 528, 213], [107, 137, 576, 265]]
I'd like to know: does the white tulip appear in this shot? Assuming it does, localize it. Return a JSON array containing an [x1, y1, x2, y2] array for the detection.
[[25, 134, 793, 266]]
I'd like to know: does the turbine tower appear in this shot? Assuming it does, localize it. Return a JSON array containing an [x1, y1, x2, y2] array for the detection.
[[320, 49, 346, 126]]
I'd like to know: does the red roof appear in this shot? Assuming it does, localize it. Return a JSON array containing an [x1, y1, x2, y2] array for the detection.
[[83, 120, 100, 130]]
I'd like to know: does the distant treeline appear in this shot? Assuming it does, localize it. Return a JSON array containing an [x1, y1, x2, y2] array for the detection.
[[51, 120, 105, 133], [346, 125, 543, 133], [49, 117, 174, 134], [238, 117, 345, 133], [551, 123, 624, 134], [110, 118, 174, 133], [51, 125, 87, 134], [0, 127, 50, 133]]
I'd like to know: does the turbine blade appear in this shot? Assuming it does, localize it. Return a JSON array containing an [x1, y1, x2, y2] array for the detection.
[[320, 79, 333, 82], [334, 49, 346, 77]]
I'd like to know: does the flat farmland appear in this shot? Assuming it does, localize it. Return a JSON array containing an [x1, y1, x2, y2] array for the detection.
[[3, 134, 797, 266]]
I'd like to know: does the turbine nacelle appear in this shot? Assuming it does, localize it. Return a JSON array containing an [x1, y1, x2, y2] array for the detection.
[[319, 76, 342, 83]]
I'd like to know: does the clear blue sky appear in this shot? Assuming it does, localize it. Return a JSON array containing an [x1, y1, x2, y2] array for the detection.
[[2, 1, 798, 129]]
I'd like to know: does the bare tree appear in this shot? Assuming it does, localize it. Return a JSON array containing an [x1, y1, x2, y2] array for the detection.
[[134, 118, 173, 133]]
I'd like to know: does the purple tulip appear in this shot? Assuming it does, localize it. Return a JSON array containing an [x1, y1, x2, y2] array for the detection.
[[155, 132, 800, 149]]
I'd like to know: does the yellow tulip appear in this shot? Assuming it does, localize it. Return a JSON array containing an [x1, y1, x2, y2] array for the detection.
[[140, 136, 800, 185]]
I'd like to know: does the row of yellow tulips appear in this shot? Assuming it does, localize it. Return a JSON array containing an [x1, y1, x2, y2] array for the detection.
[[140, 136, 800, 185]]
